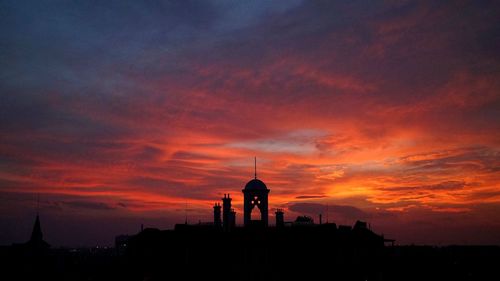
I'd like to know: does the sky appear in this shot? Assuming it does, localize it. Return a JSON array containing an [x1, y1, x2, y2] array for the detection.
[[1, 0, 500, 247]]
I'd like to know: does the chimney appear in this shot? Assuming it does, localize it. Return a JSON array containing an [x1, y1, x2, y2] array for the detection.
[[275, 209, 285, 228], [213, 203, 222, 227], [222, 194, 232, 231], [229, 209, 236, 229]]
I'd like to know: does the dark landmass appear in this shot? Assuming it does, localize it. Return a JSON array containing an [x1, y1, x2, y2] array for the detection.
[[2, 223, 499, 281]]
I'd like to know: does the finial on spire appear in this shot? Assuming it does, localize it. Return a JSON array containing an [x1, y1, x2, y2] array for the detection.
[[254, 156, 257, 179], [36, 193, 40, 215]]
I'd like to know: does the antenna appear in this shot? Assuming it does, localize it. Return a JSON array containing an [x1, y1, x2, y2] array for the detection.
[[326, 203, 329, 223], [254, 156, 257, 179], [36, 194, 40, 215]]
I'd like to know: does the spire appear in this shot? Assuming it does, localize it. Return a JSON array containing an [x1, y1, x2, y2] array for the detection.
[[27, 213, 50, 249], [30, 214, 43, 242], [31, 193, 43, 242], [254, 156, 257, 179]]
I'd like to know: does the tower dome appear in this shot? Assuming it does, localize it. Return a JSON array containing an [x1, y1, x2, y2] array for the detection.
[[244, 178, 268, 190]]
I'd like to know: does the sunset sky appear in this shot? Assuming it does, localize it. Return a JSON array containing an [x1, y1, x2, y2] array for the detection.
[[1, 0, 500, 247]]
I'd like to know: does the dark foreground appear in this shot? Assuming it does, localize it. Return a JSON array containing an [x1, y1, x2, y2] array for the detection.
[[2, 229, 499, 281]]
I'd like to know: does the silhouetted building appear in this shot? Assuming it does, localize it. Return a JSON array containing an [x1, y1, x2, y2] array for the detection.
[[229, 208, 236, 229], [115, 235, 131, 253], [275, 209, 284, 228], [243, 158, 270, 227], [26, 214, 50, 250], [119, 158, 396, 281], [222, 194, 233, 231], [31, 214, 43, 242], [293, 215, 314, 226], [213, 202, 222, 228], [338, 225, 352, 233], [354, 220, 368, 230]]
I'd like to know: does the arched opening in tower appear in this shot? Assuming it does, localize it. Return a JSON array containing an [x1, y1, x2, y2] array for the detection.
[[250, 205, 261, 221]]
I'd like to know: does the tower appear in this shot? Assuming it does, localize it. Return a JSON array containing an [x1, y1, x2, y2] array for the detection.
[[30, 214, 43, 243], [213, 203, 222, 227], [275, 209, 284, 228], [222, 194, 232, 231], [26, 213, 50, 250], [242, 158, 270, 227]]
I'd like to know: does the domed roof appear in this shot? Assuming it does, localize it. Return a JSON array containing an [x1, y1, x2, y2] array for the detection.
[[244, 178, 268, 190]]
